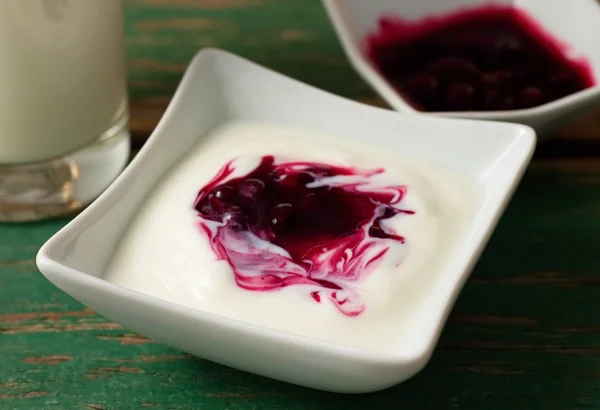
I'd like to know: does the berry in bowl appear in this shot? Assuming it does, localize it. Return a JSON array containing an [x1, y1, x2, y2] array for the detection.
[[37, 48, 535, 393], [323, 0, 600, 135], [192, 154, 416, 317]]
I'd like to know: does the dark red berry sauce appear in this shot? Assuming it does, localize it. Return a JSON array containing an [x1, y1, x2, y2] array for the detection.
[[366, 4, 595, 112], [194, 156, 414, 316]]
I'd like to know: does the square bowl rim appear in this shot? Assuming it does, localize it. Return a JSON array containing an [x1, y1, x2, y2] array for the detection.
[[36, 47, 536, 368]]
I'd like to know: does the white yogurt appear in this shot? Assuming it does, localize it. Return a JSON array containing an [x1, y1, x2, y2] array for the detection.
[[0, 0, 127, 164], [103, 121, 478, 354]]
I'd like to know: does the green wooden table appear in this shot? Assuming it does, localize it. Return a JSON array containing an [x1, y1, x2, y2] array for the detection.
[[2, 1, 600, 409]]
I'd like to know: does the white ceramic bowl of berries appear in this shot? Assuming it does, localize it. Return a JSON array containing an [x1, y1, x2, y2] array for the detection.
[[323, 0, 600, 136], [37, 48, 536, 393]]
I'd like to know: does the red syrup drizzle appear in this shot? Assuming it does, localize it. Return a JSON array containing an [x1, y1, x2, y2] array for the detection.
[[366, 4, 595, 112], [193, 156, 414, 316]]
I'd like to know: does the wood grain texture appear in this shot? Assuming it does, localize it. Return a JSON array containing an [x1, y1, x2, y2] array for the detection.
[[122, 0, 600, 150], [2, 159, 600, 409]]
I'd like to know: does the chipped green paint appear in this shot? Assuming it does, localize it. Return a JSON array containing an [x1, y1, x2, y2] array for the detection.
[[124, 0, 371, 101], [2, 160, 600, 409], [123, 0, 380, 141]]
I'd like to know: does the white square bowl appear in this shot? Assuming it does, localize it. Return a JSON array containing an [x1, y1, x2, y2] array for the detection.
[[322, 0, 600, 137], [36, 48, 535, 393]]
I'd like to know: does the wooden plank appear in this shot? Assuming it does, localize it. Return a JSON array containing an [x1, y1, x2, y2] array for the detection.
[[2, 158, 600, 408]]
